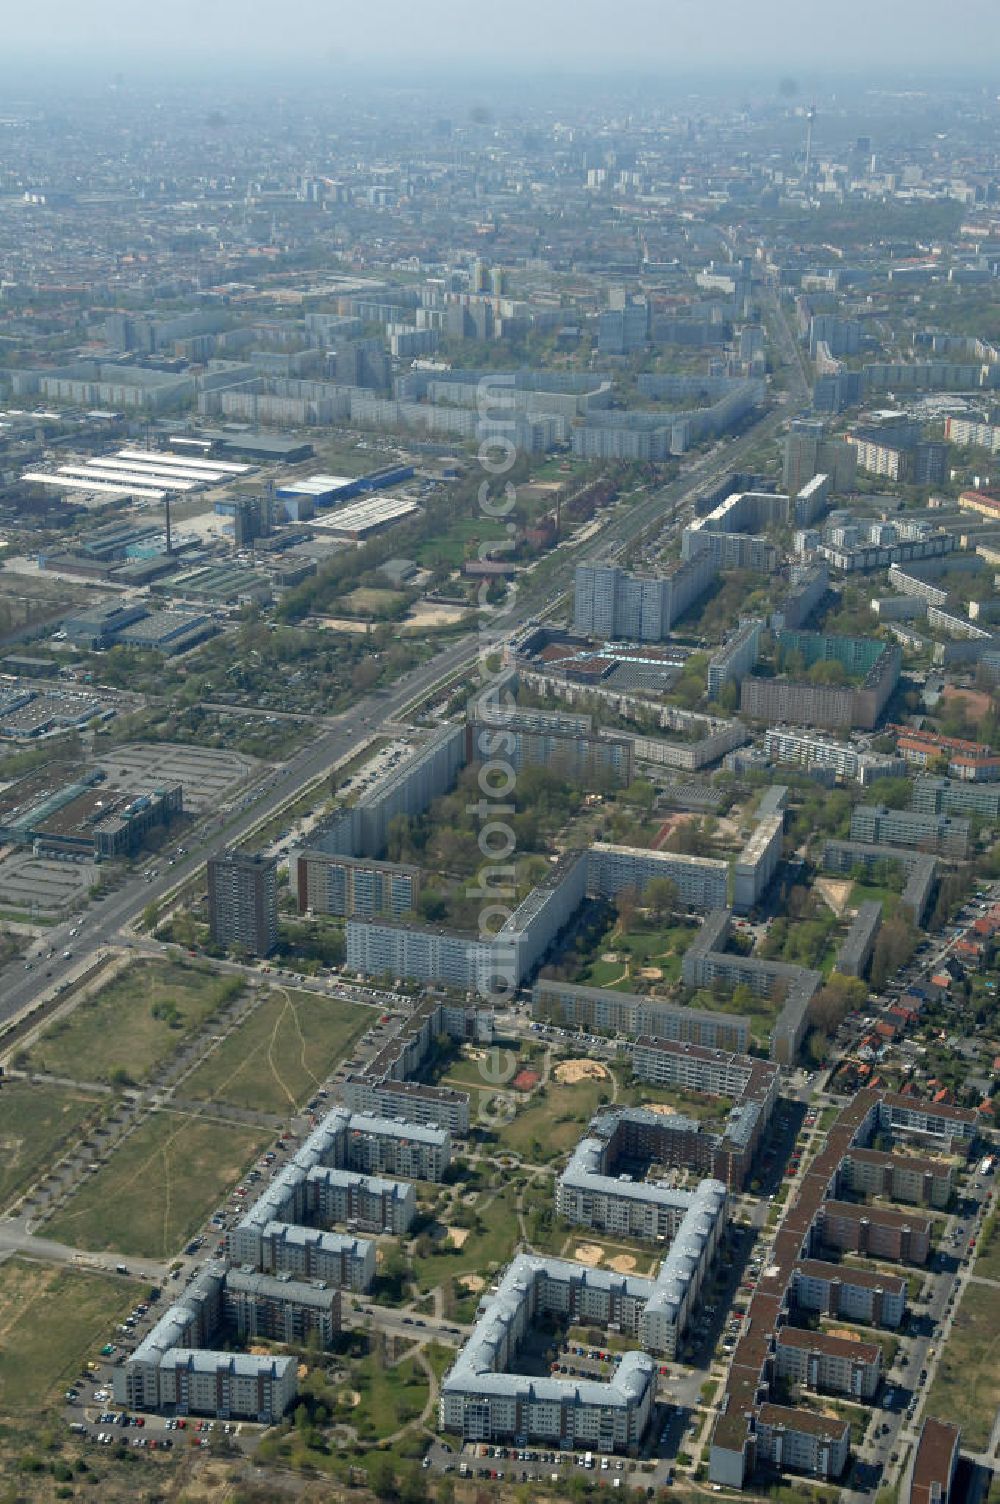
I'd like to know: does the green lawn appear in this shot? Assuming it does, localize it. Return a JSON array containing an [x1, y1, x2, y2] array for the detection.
[[411, 1183, 521, 1291], [181, 987, 370, 1114], [350, 1348, 431, 1443], [26, 958, 244, 1086], [0, 1080, 104, 1212], [0, 1258, 142, 1412], [500, 1074, 615, 1160], [926, 1281, 1000, 1451], [47, 1110, 269, 1260], [413, 515, 509, 569], [850, 882, 901, 916]]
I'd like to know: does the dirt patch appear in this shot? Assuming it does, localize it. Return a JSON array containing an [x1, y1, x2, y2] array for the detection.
[[340, 1388, 361, 1407], [639, 966, 663, 981], [608, 1254, 637, 1273], [297, 1363, 308, 1380], [600, 951, 620, 964], [826, 1326, 863, 1343], [554, 1058, 609, 1085], [460, 1273, 485, 1293], [646, 1103, 677, 1117], [313, 616, 372, 634], [574, 1243, 604, 1266], [815, 877, 854, 917], [403, 601, 472, 632], [447, 1226, 470, 1249]]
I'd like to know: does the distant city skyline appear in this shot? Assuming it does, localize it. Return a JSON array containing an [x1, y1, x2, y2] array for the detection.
[[0, 0, 995, 72]]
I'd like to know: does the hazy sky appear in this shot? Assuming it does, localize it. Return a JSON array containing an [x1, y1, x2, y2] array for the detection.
[[4, 0, 997, 72]]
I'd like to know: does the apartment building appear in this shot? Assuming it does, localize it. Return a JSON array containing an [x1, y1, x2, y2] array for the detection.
[[911, 776, 1000, 820], [753, 1405, 851, 1480], [742, 634, 901, 733], [709, 1083, 975, 1489], [305, 1165, 416, 1234], [116, 1263, 302, 1420], [629, 1037, 779, 1188], [532, 978, 751, 1053], [259, 1224, 376, 1291], [466, 706, 633, 789], [342, 1076, 471, 1135], [764, 725, 906, 785], [773, 1327, 882, 1401], [790, 1259, 907, 1330], [223, 1269, 341, 1347], [850, 804, 970, 860], [732, 813, 783, 915], [207, 849, 278, 957], [295, 849, 420, 918], [682, 909, 821, 1065], [707, 619, 765, 699], [159, 1351, 297, 1423], [440, 1255, 657, 1451], [836, 902, 883, 979], [588, 842, 729, 910], [573, 555, 715, 642], [816, 1200, 931, 1265], [838, 1149, 954, 1210]]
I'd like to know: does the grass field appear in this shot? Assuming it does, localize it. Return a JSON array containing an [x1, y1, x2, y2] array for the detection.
[[339, 587, 406, 617], [411, 1183, 520, 1291], [26, 958, 244, 1086], [850, 881, 901, 916], [0, 1259, 140, 1412], [47, 1110, 269, 1259], [413, 514, 509, 569], [181, 988, 370, 1114], [926, 1281, 1000, 1450], [0, 1080, 104, 1212], [501, 1075, 614, 1160]]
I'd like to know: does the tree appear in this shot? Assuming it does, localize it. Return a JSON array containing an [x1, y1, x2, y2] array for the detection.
[[367, 1453, 398, 1499], [643, 877, 679, 926]]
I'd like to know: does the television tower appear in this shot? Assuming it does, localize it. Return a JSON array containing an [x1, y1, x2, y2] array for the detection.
[[804, 105, 817, 180]]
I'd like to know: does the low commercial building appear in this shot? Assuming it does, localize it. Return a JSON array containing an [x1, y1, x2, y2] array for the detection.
[[773, 1327, 882, 1401]]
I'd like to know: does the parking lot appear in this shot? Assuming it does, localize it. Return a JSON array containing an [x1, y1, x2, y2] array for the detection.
[[0, 848, 96, 916], [96, 742, 257, 814]]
